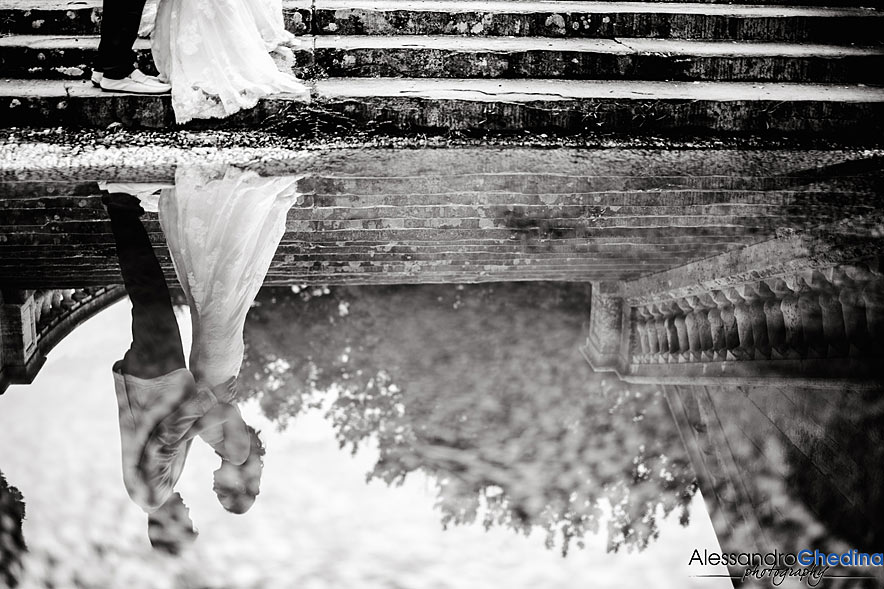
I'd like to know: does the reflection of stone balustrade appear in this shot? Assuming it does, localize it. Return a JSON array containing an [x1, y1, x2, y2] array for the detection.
[[32, 288, 106, 341], [632, 267, 884, 365], [1, 286, 125, 393], [583, 237, 884, 387]]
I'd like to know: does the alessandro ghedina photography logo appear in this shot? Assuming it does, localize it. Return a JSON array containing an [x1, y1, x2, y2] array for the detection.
[[689, 549, 884, 586]]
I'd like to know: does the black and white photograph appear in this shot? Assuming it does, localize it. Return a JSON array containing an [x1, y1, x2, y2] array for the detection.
[[0, 0, 882, 587]]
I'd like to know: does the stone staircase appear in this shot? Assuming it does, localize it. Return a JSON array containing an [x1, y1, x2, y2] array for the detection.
[[0, 0, 882, 137]]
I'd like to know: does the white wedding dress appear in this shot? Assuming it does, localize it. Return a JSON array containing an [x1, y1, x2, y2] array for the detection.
[[158, 165, 304, 389], [148, 0, 311, 123]]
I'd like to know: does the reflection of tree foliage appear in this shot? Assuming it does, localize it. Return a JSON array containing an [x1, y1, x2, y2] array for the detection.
[[240, 283, 697, 554], [1, 470, 26, 588]]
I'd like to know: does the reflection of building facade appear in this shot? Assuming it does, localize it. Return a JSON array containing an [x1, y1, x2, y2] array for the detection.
[[585, 235, 884, 583], [0, 287, 125, 393]]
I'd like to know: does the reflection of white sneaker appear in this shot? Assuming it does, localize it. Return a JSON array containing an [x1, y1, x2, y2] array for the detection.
[[100, 69, 171, 94], [97, 182, 173, 212]]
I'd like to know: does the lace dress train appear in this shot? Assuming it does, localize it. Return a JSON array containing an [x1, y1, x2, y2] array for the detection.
[[150, 0, 310, 123]]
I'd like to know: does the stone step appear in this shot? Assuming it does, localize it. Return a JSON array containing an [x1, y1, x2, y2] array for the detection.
[[0, 0, 313, 36], [308, 35, 884, 83], [2, 78, 883, 139], [1, 0, 880, 40], [311, 0, 884, 42], [2, 35, 882, 84]]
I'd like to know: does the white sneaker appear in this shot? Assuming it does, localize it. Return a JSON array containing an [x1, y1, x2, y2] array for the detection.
[[99, 69, 171, 94], [93, 70, 169, 87]]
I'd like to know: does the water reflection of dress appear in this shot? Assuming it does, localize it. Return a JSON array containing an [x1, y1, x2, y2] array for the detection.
[[159, 166, 302, 389]]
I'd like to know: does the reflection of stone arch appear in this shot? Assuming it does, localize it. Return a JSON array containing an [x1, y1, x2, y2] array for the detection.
[[0, 286, 125, 394]]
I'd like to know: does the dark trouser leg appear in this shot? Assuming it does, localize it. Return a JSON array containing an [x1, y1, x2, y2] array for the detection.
[[95, 0, 148, 79], [106, 194, 186, 378]]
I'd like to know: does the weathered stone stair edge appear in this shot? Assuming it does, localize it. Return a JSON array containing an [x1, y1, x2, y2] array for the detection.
[[305, 0, 884, 40], [2, 0, 881, 40], [2, 78, 883, 138], [5, 77, 884, 99], [9, 34, 882, 54], [7, 0, 881, 15], [4, 35, 882, 85], [308, 0, 882, 16]]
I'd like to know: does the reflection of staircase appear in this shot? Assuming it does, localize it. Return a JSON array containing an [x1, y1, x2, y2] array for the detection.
[[0, 0, 882, 136], [1, 147, 881, 287]]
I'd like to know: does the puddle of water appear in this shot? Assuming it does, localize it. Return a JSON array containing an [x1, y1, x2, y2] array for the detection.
[[1, 148, 883, 588]]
